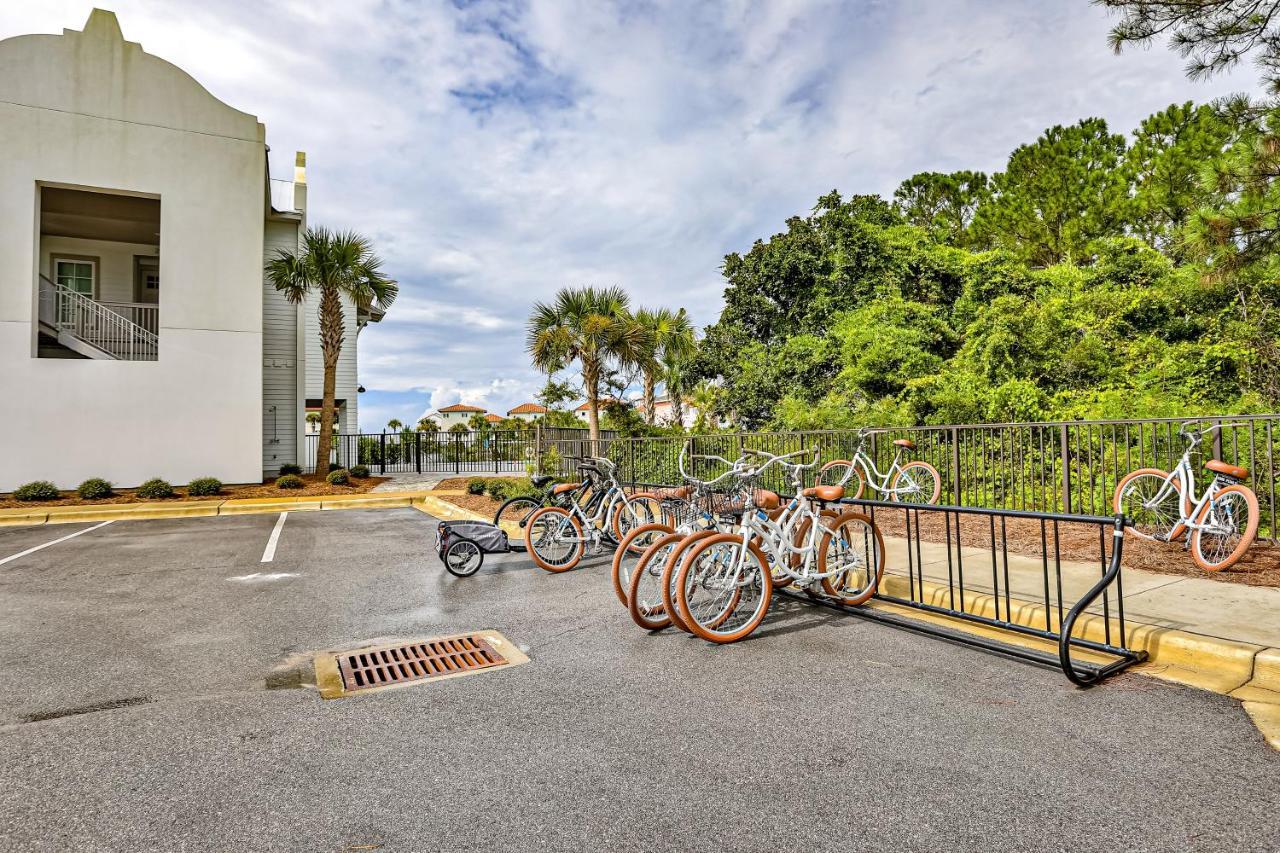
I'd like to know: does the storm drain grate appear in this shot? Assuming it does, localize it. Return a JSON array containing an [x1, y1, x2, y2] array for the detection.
[[336, 634, 507, 692]]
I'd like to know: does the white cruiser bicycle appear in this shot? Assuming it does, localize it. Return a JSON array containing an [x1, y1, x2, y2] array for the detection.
[[1113, 422, 1259, 572]]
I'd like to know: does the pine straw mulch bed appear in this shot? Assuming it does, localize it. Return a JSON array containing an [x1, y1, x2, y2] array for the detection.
[[0, 475, 390, 509], [867, 506, 1280, 589]]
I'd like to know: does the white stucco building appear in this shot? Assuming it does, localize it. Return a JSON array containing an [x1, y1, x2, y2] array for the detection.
[[0, 10, 377, 490]]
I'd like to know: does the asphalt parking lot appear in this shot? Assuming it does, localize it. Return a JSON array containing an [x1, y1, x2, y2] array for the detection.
[[1, 508, 1278, 852]]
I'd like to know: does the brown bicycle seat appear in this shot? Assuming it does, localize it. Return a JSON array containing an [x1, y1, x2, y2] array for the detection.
[[893, 438, 916, 450], [551, 482, 581, 495], [1205, 460, 1249, 480], [801, 485, 845, 502]]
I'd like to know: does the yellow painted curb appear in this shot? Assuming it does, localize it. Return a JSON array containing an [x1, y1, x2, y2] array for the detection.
[[0, 510, 48, 526], [219, 499, 321, 515], [1242, 702, 1280, 750], [43, 501, 224, 524], [1248, 647, 1280, 693], [414, 496, 489, 522], [319, 495, 414, 510]]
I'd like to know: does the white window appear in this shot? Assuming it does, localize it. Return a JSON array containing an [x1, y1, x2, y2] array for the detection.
[[54, 258, 95, 297]]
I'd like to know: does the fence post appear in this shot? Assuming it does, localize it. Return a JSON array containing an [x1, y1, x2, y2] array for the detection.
[[950, 426, 962, 506], [415, 431, 422, 474], [454, 432, 461, 474], [492, 432, 499, 474], [1213, 418, 1224, 462], [380, 431, 387, 475], [1059, 423, 1072, 514]]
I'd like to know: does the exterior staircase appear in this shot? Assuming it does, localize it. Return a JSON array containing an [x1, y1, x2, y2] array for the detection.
[[37, 274, 158, 360]]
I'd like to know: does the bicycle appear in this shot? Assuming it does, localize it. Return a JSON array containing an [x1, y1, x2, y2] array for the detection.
[[672, 448, 884, 643], [523, 457, 660, 573], [1113, 422, 1260, 571], [622, 446, 757, 629], [815, 428, 941, 504]]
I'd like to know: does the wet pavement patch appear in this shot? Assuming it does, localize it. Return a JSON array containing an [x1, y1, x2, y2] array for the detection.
[[22, 695, 150, 723]]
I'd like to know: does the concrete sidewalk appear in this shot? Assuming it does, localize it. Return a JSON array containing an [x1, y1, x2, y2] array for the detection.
[[883, 536, 1280, 649]]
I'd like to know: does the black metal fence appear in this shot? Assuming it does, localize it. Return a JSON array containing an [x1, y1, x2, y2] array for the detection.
[[304, 430, 540, 475], [594, 414, 1280, 542]]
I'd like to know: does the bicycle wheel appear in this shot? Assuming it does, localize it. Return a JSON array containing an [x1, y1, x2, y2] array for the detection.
[[610, 495, 661, 541], [1113, 468, 1186, 541], [889, 461, 941, 504], [817, 460, 865, 498], [627, 532, 684, 631], [524, 507, 584, 573], [676, 533, 773, 644], [1190, 484, 1259, 571], [818, 510, 885, 605], [661, 529, 722, 633], [493, 496, 542, 531], [611, 522, 673, 606], [444, 540, 484, 577]]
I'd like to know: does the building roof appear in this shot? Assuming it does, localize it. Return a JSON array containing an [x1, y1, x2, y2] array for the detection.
[[507, 402, 547, 415], [437, 403, 487, 413], [484, 413, 502, 423]]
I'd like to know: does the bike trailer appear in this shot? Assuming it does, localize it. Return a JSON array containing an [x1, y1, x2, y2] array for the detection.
[[435, 520, 511, 577]]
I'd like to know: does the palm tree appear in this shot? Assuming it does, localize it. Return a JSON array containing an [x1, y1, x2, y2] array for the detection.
[[634, 307, 696, 426], [267, 227, 397, 475], [386, 418, 403, 432], [305, 411, 321, 434], [662, 351, 688, 427], [416, 417, 439, 433], [526, 286, 651, 443], [688, 380, 722, 433]]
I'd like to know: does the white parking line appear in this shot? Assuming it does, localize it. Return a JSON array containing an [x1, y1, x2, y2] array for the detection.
[[260, 512, 288, 563], [0, 520, 114, 567]]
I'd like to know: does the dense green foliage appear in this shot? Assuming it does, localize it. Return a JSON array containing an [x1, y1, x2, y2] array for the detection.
[[76, 478, 114, 500], [13, 481, 60, 502], [186, 477, 223, 497], [696, 100, 1280, 429], [350, 465, 370, 478], [275, 475, 304, 490], [136, 478, 175, 499], [279, 464, 303, 476], [326, 468, 350, 485]]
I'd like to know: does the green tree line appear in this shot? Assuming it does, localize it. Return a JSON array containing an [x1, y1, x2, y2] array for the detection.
[[694, 97, 1280, 429]]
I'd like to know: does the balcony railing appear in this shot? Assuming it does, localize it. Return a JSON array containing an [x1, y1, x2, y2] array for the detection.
[[38, 274, 158, 361], [99, 301, 158, 335]]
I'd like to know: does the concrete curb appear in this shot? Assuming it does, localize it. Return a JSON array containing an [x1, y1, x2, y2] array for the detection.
[[0, 490, 437, 525]]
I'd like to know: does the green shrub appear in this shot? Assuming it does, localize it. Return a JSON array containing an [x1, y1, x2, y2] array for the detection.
[[467, 477, 488, 495], [484, 479, 511, 501], [326, 468, 350, 486], [279, 463, 303, 476], [136, 478, 175, 499], [276, 474, 304, 489], [13, 480, 60, 502], [350, 464, 370, 478], [76, 478, 114, 500], [187, 477, 223, 497]]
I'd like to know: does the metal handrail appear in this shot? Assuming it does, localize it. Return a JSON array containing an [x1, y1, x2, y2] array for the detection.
[[38, 274, 158, 361], [99, 300, 159, 335]]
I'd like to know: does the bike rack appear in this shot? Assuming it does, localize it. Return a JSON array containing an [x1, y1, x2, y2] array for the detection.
[[781, 499, 1147, 686]]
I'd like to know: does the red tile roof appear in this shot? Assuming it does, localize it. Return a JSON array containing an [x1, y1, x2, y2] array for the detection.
[[484, 413, 502, 423], [507, 402, 547, 415], [437, 403, 486, 413]]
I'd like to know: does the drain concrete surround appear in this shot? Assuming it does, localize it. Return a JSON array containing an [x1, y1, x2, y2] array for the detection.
[[314, 631, 529, 699]]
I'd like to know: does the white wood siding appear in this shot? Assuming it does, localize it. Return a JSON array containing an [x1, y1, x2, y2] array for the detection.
[[262, 220, 300, 475]]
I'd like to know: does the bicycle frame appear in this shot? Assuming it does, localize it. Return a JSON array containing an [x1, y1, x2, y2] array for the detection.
[[1142, 445, 1234, 538], [849, 439, 917, 497]]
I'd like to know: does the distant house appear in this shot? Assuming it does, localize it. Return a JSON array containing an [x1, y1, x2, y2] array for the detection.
[[484, 413, 502, 425], [506, 402, 547, 422], [574, 398, 624, 422], [429, 403, 488, 429], [636, 392, 697, 428]]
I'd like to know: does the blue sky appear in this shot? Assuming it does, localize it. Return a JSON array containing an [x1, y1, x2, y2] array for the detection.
[[2, 1, 1260, 430]]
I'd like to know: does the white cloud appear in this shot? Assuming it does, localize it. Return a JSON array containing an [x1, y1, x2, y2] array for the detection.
[[3, 1, 1262, 431]]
